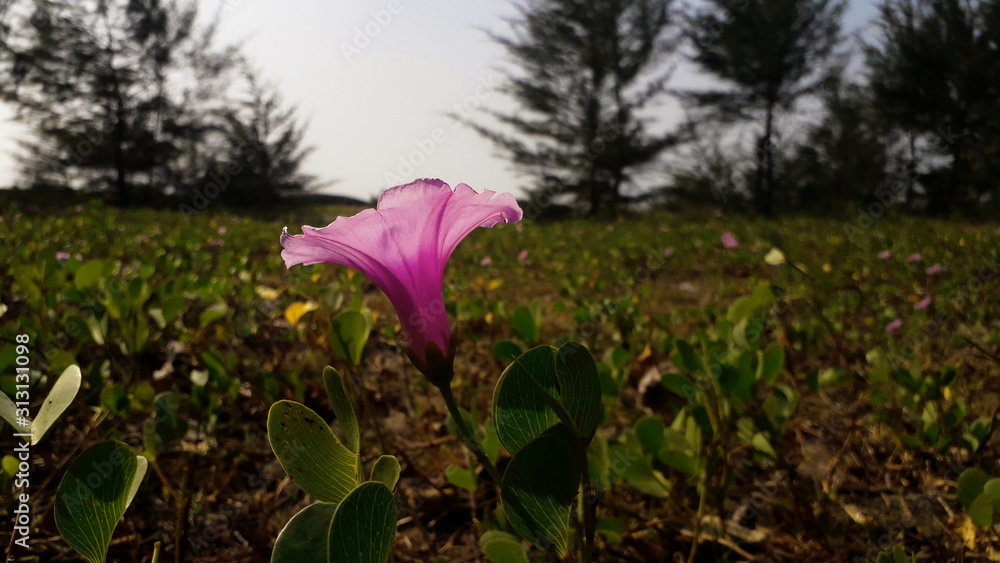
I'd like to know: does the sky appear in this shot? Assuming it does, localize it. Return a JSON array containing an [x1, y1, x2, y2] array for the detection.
[[0, 0, 881, 201]]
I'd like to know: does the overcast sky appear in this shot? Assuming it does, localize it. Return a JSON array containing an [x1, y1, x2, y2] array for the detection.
[[0, 0, 880, 201]]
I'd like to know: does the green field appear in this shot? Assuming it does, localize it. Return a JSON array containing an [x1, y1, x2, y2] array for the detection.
[[1, 202, 999, 561]]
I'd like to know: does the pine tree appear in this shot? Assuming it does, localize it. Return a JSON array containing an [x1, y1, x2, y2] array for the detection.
[[467, 0, 678, 216], [210, 69, 319, 207], [0, 0, 237, 205], [866, 0, 1000, 215], [684, 0, 847, 215]]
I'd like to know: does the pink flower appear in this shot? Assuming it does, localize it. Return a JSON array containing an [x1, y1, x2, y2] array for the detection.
[[925, 264, 945, 276], [56, 252, 70, 260], [518, 250, 528, 262], [664, 247, 674, 257], [280, 179, 522, 382], [607, 225, 615, 232], [886, 319, 903, 335], [481, 256, 492, 266], [721, 232, 738, 249], [218, 226, 227, 234], [209, 239, 224, 247], [907, 253, 921, 263], [74, 205, 84, 212], [878, 250, 892, 260], [915, 296, 932, 310]]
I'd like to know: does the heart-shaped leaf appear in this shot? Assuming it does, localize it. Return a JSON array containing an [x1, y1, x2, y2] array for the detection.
[[32, 365, 82, 444], [554, 342, 602, 441], [271, 503, 338, 563], [370, 455, 401, 491], [510, 307, 538, 342], [268, 401, 360, 504], [329, 311, 371, 366], [492, 346, 561, 455], [328, 482, 397, 563], [958, 468, 990, 510], [323, 367, 360, 455], [493, 344, 602, 455], [54, 441, 147, 563], [500, 432, 580, 556]]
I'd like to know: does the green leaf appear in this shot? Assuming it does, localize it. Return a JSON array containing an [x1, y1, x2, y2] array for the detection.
[[327, 482, 397, 563], [510, 307, 538, 342], [267, 401, 361, 504], [323, 367, 360, 455], [501, 433, 579, 556], [74, 261, 105, 290], [31, 365, 82, 445], [957, 468, 990, 510], [726, 284, 776, 323], [199, 302, 228, 328], [493, 341, 523, 362], [492, 346, 561, 455], [634, 416, 667, 455], [480, 530, 528, 563], [329, 311, 371, 366], [445, 465, 478, 491], [757, 344, 784, 384], [671, 340, 702, 374], [969, 488, 1000, 527], [553, 342, 602, 441], [271, 503, 337, 563], [661, 373, 694, 397], [370, 455, 401, 491], [54, 441, 146, 563]]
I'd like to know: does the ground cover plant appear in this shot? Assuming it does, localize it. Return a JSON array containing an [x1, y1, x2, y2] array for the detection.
[[0, 188, 999, 562]]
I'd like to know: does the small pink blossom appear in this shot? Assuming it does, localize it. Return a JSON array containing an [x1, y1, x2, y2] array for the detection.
[[925, 264, 945, 275], [607, 225, 615, 232], [915, 296, 932, 310], [209, 239, 224, 247], [721, 232, 739, 249], [518, 250, 528, 262], [886, 319, 903, 335], [218, 226, 227, 234], [74, 205, 84, 212], [878, 250, 892, 260], [664, 247, 674, 257], [56, 252, 70, 260], [907, 253, 921, 263], [750, 245, 760, 253], [74, 253, 83, 260], [481, 256, 492, 266]]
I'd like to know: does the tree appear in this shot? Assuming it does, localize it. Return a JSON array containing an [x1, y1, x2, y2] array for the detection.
[[209, 68, 320, 207], [865, 0, 1000, 215], [0, 0, 237, 205], [468, 0, 679, 216], [786, 78, 895, 213], [684, 0, 847, 215]]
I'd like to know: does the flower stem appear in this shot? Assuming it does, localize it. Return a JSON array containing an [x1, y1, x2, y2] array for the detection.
[[437, 382, 503, 485]]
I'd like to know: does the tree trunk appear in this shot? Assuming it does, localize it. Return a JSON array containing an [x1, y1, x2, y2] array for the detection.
[[761, 99, 776, 216], [114, 95, 129, 206]]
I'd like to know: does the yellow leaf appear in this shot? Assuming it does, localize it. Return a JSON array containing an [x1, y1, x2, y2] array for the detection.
[[284, 301, 319, 326], [958, 514, 977, 548], [637, 344, 652, 363], [487, 279, 502, 291], [310, 273, 321, 283], [822, 263, 832, 273], [484, 312, 493, 324]]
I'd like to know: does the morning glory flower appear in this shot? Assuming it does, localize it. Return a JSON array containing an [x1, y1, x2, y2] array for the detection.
[[280, 179, 522, 384], [925, 264, 945, 276], [886, 318, 903, 335], [915, 296, 932, 310], [878, 250, 892, 260]]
